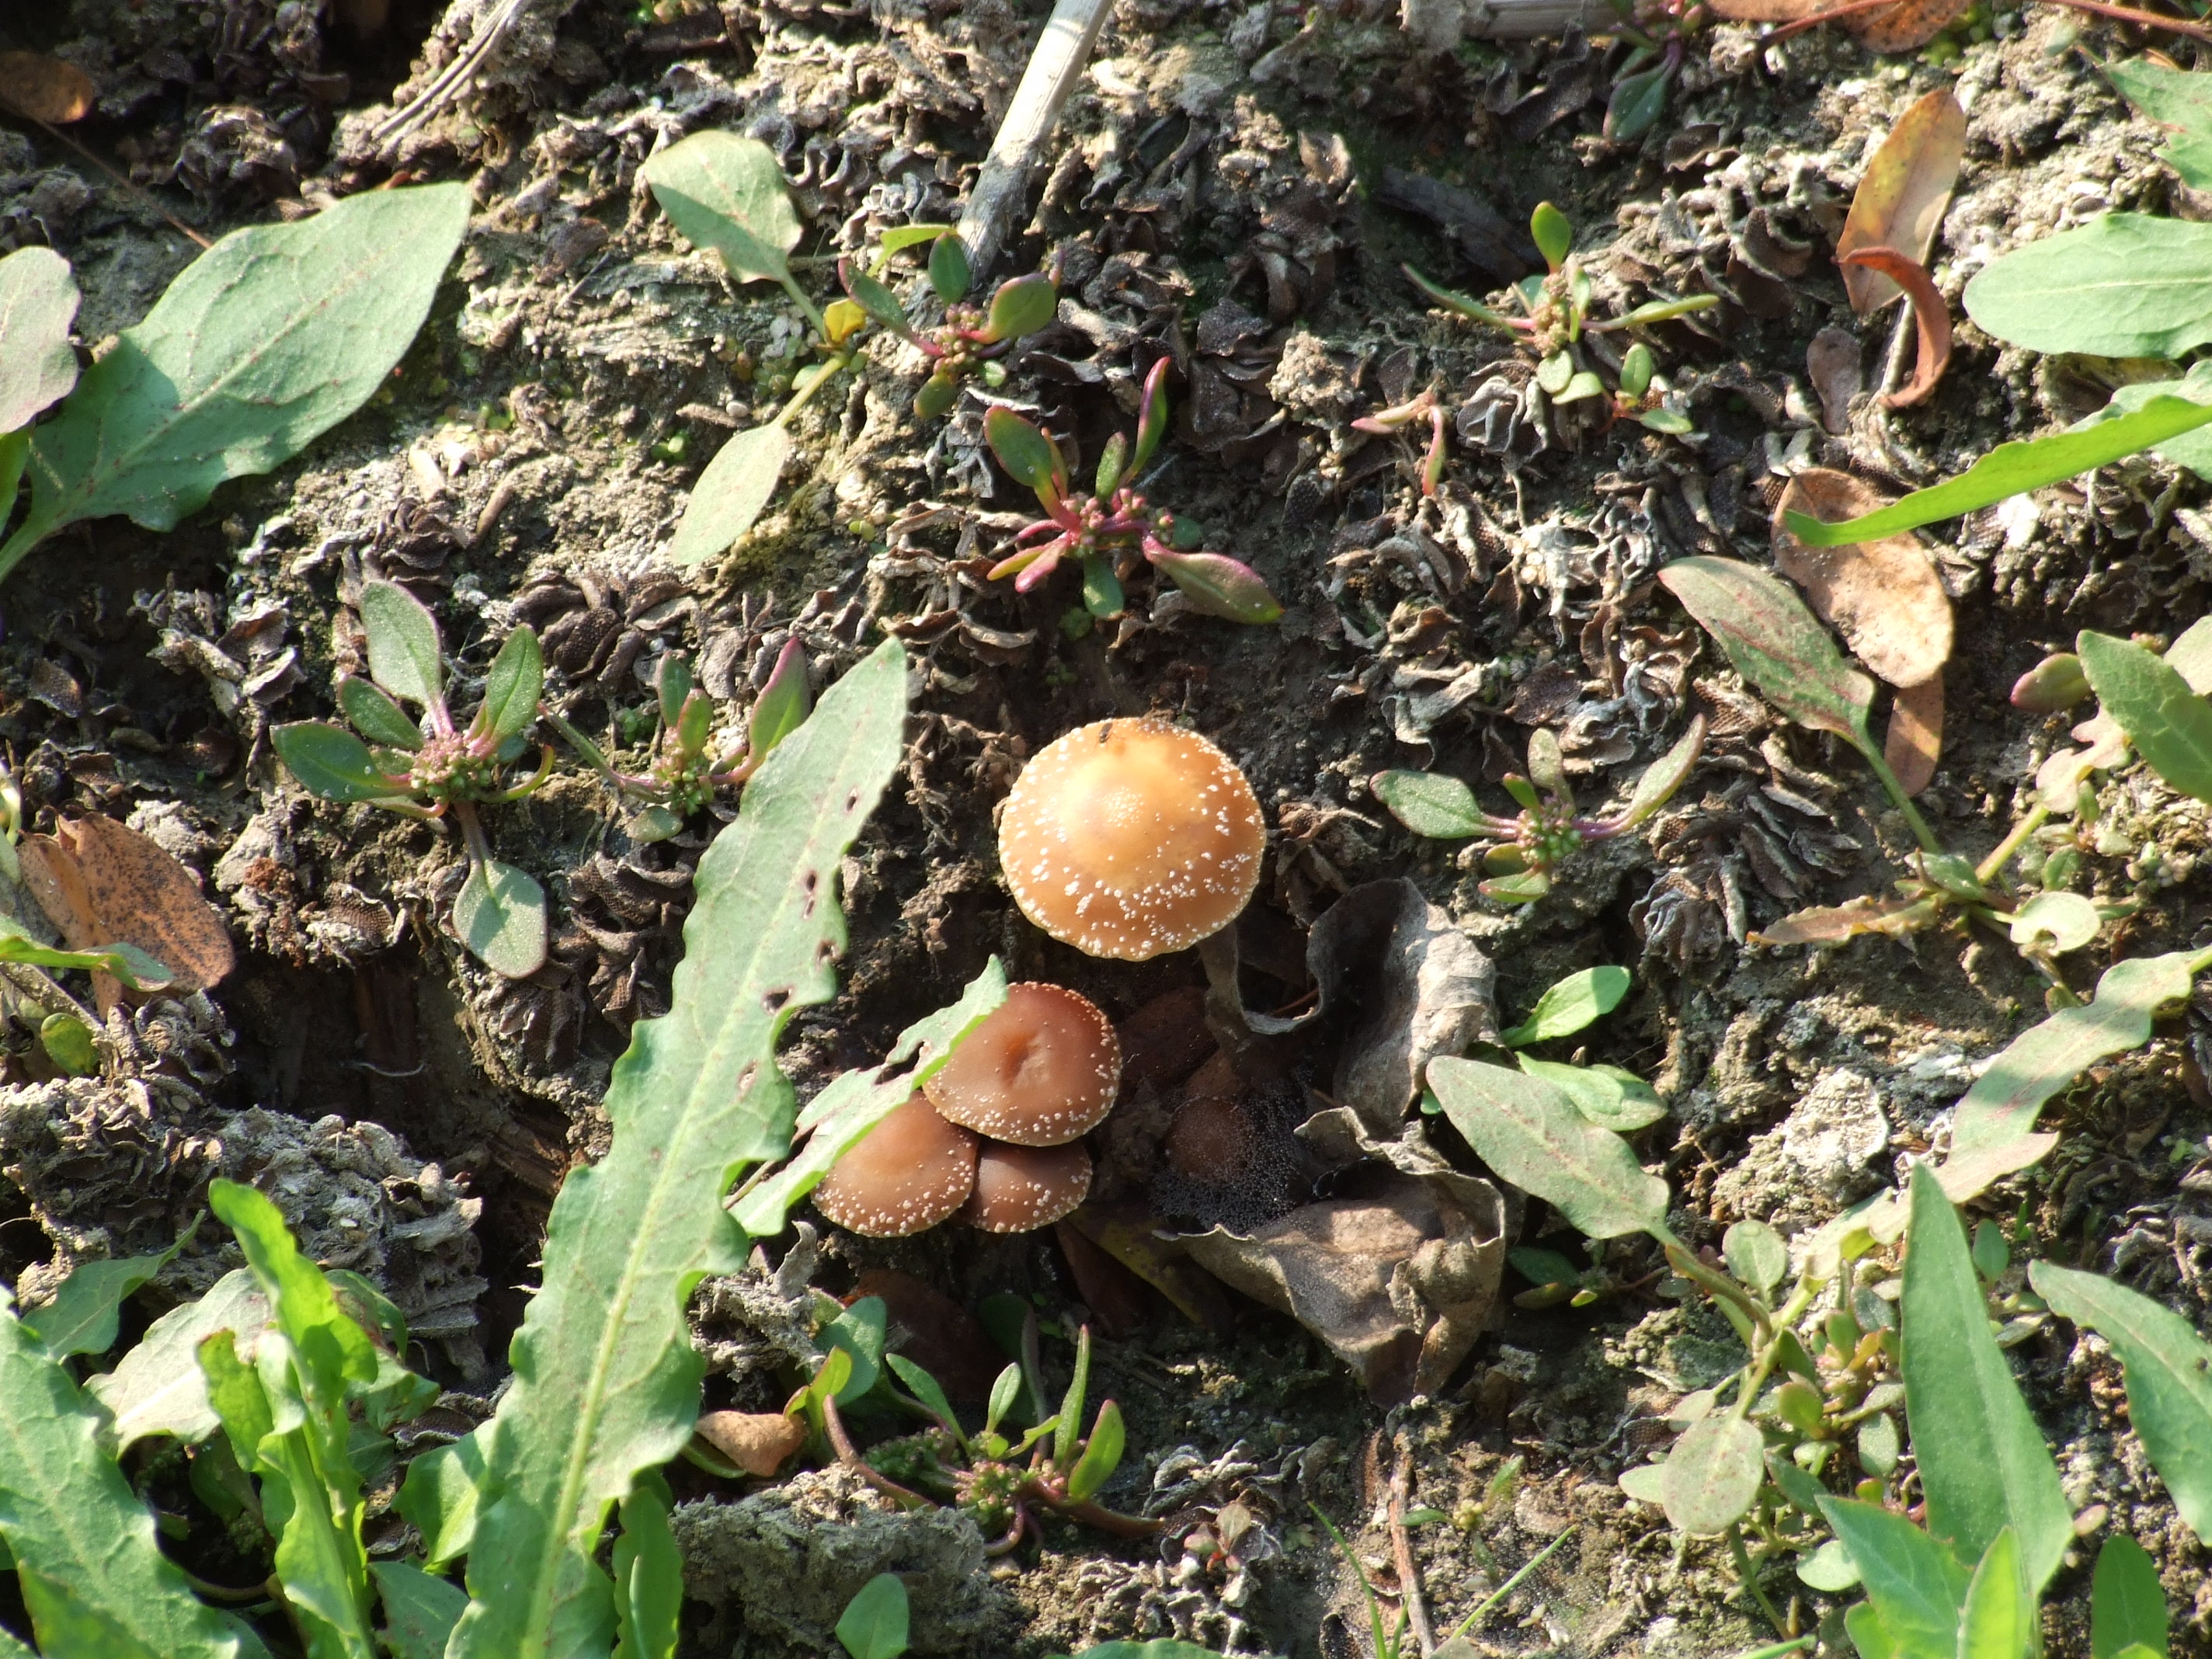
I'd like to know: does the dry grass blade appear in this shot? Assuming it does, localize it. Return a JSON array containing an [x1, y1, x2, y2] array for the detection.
[[19, 815, 235, 1014], [1840, 245, 1953, 406], [1885, 675, 1945, 795], [0, 53, 96, 124], [1771, 468, 1953, 689], [1837, 88, 1965, 313]]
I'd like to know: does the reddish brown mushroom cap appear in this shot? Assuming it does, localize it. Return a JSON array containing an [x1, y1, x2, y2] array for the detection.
[[923, 982, 1122, 1146], [998, 717, 1265, 962], [960, 1139, 1093, 1233], [814, 1092, 979, 1237]]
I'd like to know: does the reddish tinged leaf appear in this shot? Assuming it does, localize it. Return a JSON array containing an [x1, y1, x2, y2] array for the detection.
[[982, 407, 1066, 507], [1751, 891, 1942, 945], [2012, 652, 2089, 713], [1885, 676, 1944, 796], [1771, 469, 1953, 689], [1147, 548, 1283, 624], [1659, 556, 1876, 746], [0, 53, 96, 123], [1838, 89, 1966, 314], [1840, 246, 1952, 407]]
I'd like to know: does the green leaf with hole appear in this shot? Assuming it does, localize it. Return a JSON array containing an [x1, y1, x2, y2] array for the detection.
[[1661, 1414, 1763, 1536], [2078, 630, 2212, 802], [670, 425, 791, 567], [1901, 1166, 2070, 1590], [1659, 557, 1873, 746], [1372, 770, 1486, 838], [1963, 215, 2212, 358], [2090, 1534, 2169, 1659], [454, 857, 548, 979], [638, 133, 802, 289], [274, 722, 406, 803], [477, 625, 544, 746], [836, 1573, 909, 1659], [1501, 965, 1631, 1046], [360, 579, 445, 709], [1818, 1497, 1969, 1659], [0, 244, 80, 433], [1428, 1056, 1669, 1239], [339, 676, 424, 751]]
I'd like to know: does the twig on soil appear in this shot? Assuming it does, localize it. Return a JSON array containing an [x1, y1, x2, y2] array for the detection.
[[14, 116, 211, 250], [1386, 1437, 1437, 1657], [954, 0, 1115, 277], [374, 0, 535, 145]]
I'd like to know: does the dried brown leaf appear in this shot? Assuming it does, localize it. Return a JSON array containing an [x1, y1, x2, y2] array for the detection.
[[1751, 891, 1942, 945], [694, 1410, 805, 1477], [1706, 0, 1824, 19], [1840, 245, 1953, 406], [0, 53, 96, 124], [1885, 675, 1945, 795], [19, 816, 236, 1014], [1771, 469, 1953, 688], [1837, 88, 1966, 313], [1846, 0, 1970, 52], [1806, 327, 1863, 433]]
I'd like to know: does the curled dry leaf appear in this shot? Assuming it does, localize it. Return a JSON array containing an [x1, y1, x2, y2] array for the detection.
[[1751, 890, 1942, 947], [1771, 469, 1953, 689], [19, 816, 235, 1014], [1839, 245, 1952, 407], [1837, 88, 1966, 313], [695, 1410, 806, 1477], [0, 53, 97, 124], [1885, 675, 1945, 795]]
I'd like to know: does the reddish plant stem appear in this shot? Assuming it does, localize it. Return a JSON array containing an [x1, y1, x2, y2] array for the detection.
[[820, 1393, 932, 1511]]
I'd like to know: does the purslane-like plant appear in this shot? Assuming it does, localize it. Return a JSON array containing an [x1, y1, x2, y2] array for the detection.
[[841, 231, 1059, 419]]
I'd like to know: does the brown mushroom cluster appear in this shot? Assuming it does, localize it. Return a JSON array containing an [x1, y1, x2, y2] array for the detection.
[[814, 983, 1122, 1237]]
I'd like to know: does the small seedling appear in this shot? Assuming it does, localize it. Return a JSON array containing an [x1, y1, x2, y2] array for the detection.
[[983, 358, 1283, 625], [1603, 0, 1710, 140], [841, 231, 1060, 419], [272, 580, 551, 977]]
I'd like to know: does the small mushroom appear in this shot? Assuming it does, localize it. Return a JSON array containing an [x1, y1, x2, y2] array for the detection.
[[999, 717, 1265, 962], [1166, 1091, 1257, 1182], [924, 982, 1121, 1146], [962, 1140, 1094, 1233], [814, 1093, 979, 1237]]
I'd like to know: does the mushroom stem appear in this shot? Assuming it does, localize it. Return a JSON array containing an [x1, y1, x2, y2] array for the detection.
[[822, 1393, 933, 1511]]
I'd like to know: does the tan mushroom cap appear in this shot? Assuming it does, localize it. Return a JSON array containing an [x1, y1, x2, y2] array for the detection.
[[814, 1092, 979, 1237], [923, 982, 1122, 1146], [999, 717, 1264, 962], [960, 1139, 1094, 1233]]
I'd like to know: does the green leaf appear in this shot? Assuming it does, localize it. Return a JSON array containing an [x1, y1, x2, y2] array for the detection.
[[2008, 892, 2099, 955], [2033, 1263, 2212, 1542], [477, 625, 544, 746], [1723, 1220, 1788, 1296], [1428, 1056, 1670, 1239], [371, 1561, 468, 1659], [983, 407, 1066, 502], [1067, 1400, 1125, 1503], [638, 133, 802, 288], [88, 1268, 269, 1447], [610, 1471, 680, 1659], [446, 640, 910, 1658], [1661, 1414, 1764, 1536], [360, 579, 446, 710], [1956, 1529, 2031, 1659], [1403, 263, 1512, 327], [338, 676, 425, 751], [1615, 717, 1707, 830], [986, 1362, 1022, 1437], [0, 923, 173, 991], [927, 232, 972, 303], [836, 1572, 911, 1659], [1845, 1602, 1901, 1659], [0, 244, 81, 433], [0, 1287, 267, 1658], [1531, 201, 1574, 271], [877, 224, 955, 263], [915, 370, 959, 421], [983, 270, 1057, 344], [1057, 1641, 1233, 1659], [885, 1354, 963, 1442], [1658, 557, 1874, 746], [14, 185, 468, 565], [2078, 630, 2212, 802], [2090, 1534, 2169, 1659], [1901, 1166, 2070, 1590], [1502, 965, 1631, 1046], [1819, 1497, 1970, 1659], [1800, 1539, 1863, 1592], [1859, 1410, 1902, 1476], [39, 1011, 99, 1075], [2106, 59, 2212, 189], [748, 637, 811, 763], [1371, 770, 1487, 839], [454, 857, 548, 979], [669, 424, 791, 567], [24, 1241, 182, 1359], [273, 722, 407, 804], [1962, 215, 2212, 358], [1148, 549, 1283, 625], [842, 265, 916, 339], [1779, 395, 2212, 547], [1515, 1056, 1668, 1132], [395, 1436, 486, 1571], [824, 1296, 886, 1404]]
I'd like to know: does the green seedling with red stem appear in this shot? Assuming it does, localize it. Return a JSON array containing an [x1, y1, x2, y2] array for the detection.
[[981, 358, 1282, 626], [840, 232, 1060, 419]]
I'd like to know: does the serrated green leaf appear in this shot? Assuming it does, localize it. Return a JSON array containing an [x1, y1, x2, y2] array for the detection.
[[478, 625, 544, 746], [2079, 631, 2212, 802], [2106, 60, 2212, 189], [1502, 965, 1631, 1046], [1372, 770, 1486, 839], [610, 1470, 680, 1659], [0, 244, 80, 433], [1956, 1529, 2030, 1659], [2090, 1534, 2169, 1659], [1068, 1400, 1125, 1503], [1661, 1413, 1763, 1536], [1901, 1167, 2069, 1591], [669, 425, 791, 567], [1428, 1056, 1670, 1239], [446, 640, 909, 1659], [274, 722, 409, 804], [89, 1268, 269, 1447], [638, 134, 802, 288], [11, 186, 468, 582], [836, 1572, 910, 1659], [360, 579, 444, 708], [1963, 215, 2212, 358], [371, 1561, 468, 1659], [1818, 1497, 1970, 1659], [24, 1240, 181, 1360], [338, 676, 425, 751], [1659, 557, 1875, 746], [454, 857, 548, 979]]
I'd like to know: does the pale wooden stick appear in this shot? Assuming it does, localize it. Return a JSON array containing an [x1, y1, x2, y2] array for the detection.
[[955, 0, 1116, 277]]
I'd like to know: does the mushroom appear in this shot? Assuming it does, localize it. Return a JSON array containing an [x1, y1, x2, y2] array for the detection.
[[962, 1139, 1094, 1233], [998, 717, 1265, 962], [924, 982, 1121, 1146], [813, 1092, 980, 1237]]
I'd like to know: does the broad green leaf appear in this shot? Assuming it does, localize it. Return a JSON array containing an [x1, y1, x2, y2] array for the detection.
[[477, 625, 544, 746], [1067, 1400, 1125, 1503], [1618, 1463, 1669, 1504], [983, 407, 1066, 500], [984, 270, 1057, 343], [2078, 631, 2212, 802], [1901, 1167, 2070, 1590], [2008, 891, 2099, 955], [210, 1179, 377, 1397], [927, 231, 971, 303], [2033, 1263, 2212, 1541], [2106, 60, 2212, 189], [1531, 200, 1574, 270], [454, 857, 548, 979], [1800, 1539, 1863, 1591], [0, 429, 24, 524], [360, 579, 445, 708], [371, 1561, 468, 1659], [1661, 1414, 1764, 1536], [1780, 396, 2212, 547], [1371, 770, 1486, 838], [610, 1471, 680, 1659], [0, 924, 173, 991], [12, 185, 468, 570], [24, 1240, 182, 1359], [1963, 216, 2212, 358], [274, 722, 409, 803], [1658, 558, 1874, 746], [0, 1287, 267, 1659], [1515, 1056, 1668, 1132], [1723, 1219, 1787, 1296], [638, 134, 802, 288], [447, 640, 909, 1659], [1502, 965, 1631, 1046], [0, 244, 80, 432], [668, 425, 791, 566], [1819, 1497, 1970, 1659], [394, 1436, 485, 1571], [1428, 1057, 1670, 1239], [836, 1572, 910, 1659], [1956, 1529, 2030, 1659], [1847, 1602, 1902, 1659], [823, 1296, 886, 1404], [89, 1268, 268, 1446], [1605, 64, 1671, 142], [2089, 1534, 2169, 1659], [338, 676, 425, 751], [39, 1011, 99, 1074]]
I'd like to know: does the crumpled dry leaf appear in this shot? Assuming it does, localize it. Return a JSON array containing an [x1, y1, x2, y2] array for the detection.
[[1837, 88, 1966, 313], [1884, 675, 1945, 796], [1771, 469, 1953, 689], [0, 53, 96, 124], [696, 1410, 807, 1477], [1181, 1108, 1507, 1404], [1839, 245, 1952, 407], [19, 816, 235, 1015]]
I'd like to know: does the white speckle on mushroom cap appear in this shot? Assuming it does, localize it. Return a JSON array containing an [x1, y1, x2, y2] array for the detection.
[[924, 982, 1122, 1146], [813, 1092, 979, 1237], [960, 1139, 1093, 1233], [997, 716, 1265, 962]]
